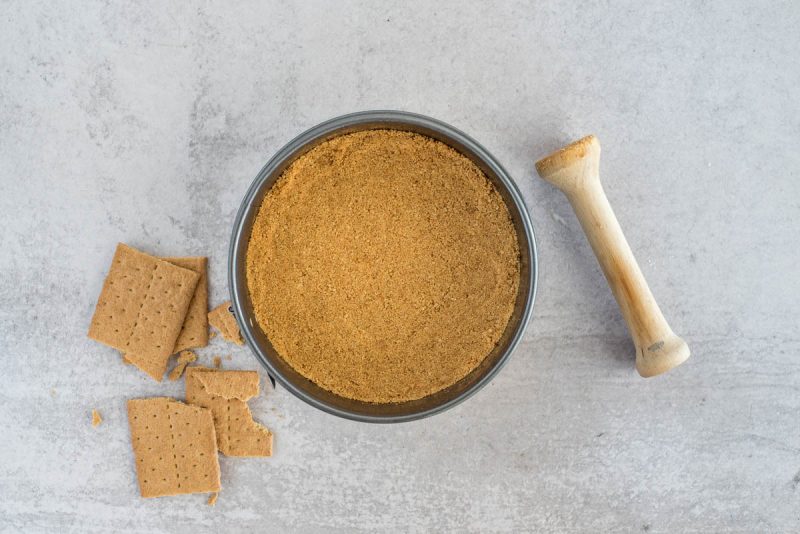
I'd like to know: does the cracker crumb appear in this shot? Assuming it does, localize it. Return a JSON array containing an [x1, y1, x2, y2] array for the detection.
[[209, 331, 217, 339], [168, 350, 198, 381], [245, 130, 521, 403], [91, 409, 102, 427], [212, 356, 222, 369], [207, 492, 218, 506]]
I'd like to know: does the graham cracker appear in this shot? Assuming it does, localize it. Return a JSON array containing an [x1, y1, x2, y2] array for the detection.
[[185, 367, 272, 457], [88, 244, 200, 378], [127, 397, 221, 498], [168, 350, 197, 381], [124, 256, 208, 381], [208, 302, 244, 345], [123, 351, 171, 382], [164, 257, 209, 353]]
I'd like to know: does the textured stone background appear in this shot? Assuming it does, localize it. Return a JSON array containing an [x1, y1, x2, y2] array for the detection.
[[1, 1, 799, 532]]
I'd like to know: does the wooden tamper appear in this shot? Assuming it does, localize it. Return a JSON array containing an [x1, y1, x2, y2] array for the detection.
[[536, 135, 689, 377]]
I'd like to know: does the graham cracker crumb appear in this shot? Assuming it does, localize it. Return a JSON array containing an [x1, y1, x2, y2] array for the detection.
[[212, 356, 222, 369], [168, 350, 198, 381], [209, 331, 217, 339], [207, 492, 218, 506], [91, 409, 102, 427], [245, 130, 521, 403]]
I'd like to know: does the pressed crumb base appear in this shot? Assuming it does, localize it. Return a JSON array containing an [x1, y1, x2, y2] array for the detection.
[[246, 130, 521, 403]]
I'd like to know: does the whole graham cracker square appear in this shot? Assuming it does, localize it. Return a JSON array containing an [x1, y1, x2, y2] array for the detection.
[[186, 367, 272, 457], [208, 301, 244, 345], [88, 244, 200, 365], [127, 397, 221, 498], [124, 256, 208, 381]]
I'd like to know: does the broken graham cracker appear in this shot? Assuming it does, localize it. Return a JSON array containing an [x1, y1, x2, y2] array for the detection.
[[168, 350, 198, 381], [208, 301, 244, 346], [91, 409, 102, 427], [164, 257, 209, 353], [186, 367, 272, 457], [88, 244, 200, 379], [124, 256, 208, 381], [127, 397, 221, 498]]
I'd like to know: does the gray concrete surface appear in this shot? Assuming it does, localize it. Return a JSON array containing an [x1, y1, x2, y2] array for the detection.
[[2, 1, 799, 532]]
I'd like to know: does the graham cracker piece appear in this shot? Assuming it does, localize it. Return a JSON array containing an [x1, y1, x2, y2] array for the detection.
[[186, 367, 272, 457], [91, 409, 102, 427], [207, 493, 218, 506], [164, 257, 209, 353], [127, 397, 221, 498], [123, 351, 171, 381], [208, 302, 244, 345], [88, 244, 200, 379], [124, 256, 208, 381], [168, 350, 198, 381]]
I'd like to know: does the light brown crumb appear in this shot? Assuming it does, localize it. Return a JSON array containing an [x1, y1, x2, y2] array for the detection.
[[245, 130, 521, 403], [207, 492, 218, 506], [209, 331, 217, 339], [168, 350, 198, 381], [91, 409, 102, 427], [212, 356, 222, 369]]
